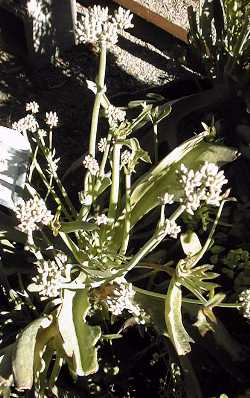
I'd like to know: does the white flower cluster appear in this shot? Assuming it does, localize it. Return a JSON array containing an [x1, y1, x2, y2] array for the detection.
[[121, 149, 132, 165], [12, 114, 39, 133], [239, 289, 250, 320], [15, 196, 53, 234], [164, 219, 181, 239], [96, 214, 109, 225], [160, 192, 175, 205], [105, 105, 126, 128], [178, 162, 228, 215], [45, 111, 58, 128], [113, 7, 134, 31], [30, 254, 68, 300], [83, 155, 99, 175], [26, 101, 39, 114], [106, 277, 149, 323], [97, 137, 107, 153], [76, 5, 133, 48]]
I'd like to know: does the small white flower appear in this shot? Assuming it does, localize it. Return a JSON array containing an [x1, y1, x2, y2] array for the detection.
[[38, 128, 47, 138], [113, 7, 134, 31], [79, 193, 92, 206], [83, 155, 99, 176], [26, 101, 39, 114], [121, 150, 132, 165], [76, 6, 118, 47], [105, 277, 148, 323], [15, 196, 53, 234], [76, 6, 133, 49], [239, 289, 250, 320], [12, 114, 39, 133], [178, 162, 228, 215], [160, 192, 175, 205], [164, 219, 181, 239], [45, 111, 58, 128], [29, 259, 65, 300], [106, 105, 126, 127], [97, 137, 107, 152], [90, 5, 109, 24], [96, 214, 108, 225]]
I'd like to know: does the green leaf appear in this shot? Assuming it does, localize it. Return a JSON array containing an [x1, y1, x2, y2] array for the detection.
[[129, 138, 237, 226], [165, 276, 194, 355], [111, 132, 237, 252], [181, 231, 202, 256], [57, 289, 101, 376], [12, 316, 53, 390], [60, 220, 98, 233]]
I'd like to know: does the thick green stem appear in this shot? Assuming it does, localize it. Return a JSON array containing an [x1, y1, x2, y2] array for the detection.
[[108, 142, 121, 221], [134, 287, 240, 308], [153, 123, 158, 163], [88, 42, 107, 157], [119, 172, 131, 255], [28, 145, 38, 182]]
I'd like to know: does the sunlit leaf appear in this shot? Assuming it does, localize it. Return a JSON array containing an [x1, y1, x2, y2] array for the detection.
[[12, 316, 53, 390], [57, 289, 101, 376], [165, 276, 194, 355]]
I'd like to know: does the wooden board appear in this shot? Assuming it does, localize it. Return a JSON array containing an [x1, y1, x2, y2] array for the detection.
[[113, 0, 189, 43]]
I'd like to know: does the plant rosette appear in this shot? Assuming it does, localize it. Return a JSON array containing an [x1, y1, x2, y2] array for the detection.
[[0, 5, 244, 398]]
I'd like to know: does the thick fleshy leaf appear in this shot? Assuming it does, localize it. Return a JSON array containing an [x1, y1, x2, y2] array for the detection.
[[165, 276, 194, 356], [57, 289, 101, 376], [60, 220, 98, 233], [111, 132, 237, 251], [12, 317, 53, 390], [129, 138, 237, 227]]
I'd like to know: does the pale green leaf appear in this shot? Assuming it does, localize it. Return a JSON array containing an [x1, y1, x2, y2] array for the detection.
[[57, 289, 101, 376], [12, 317, 53, 390], [111, 132, 237, 251], [165, 276, 194, 355], [129, 138, 237, 226], [60, 220, 98, 233]]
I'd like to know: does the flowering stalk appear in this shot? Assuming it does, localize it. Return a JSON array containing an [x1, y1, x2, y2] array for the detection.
[[153, 123, 158, 163], [108, 141, 122, 221], [36, 130, 76, 218], [119, 172, 131, 255], [32, 160, 72, 220], [89, 41, 107, 158], [28, 145, 39, 182]]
